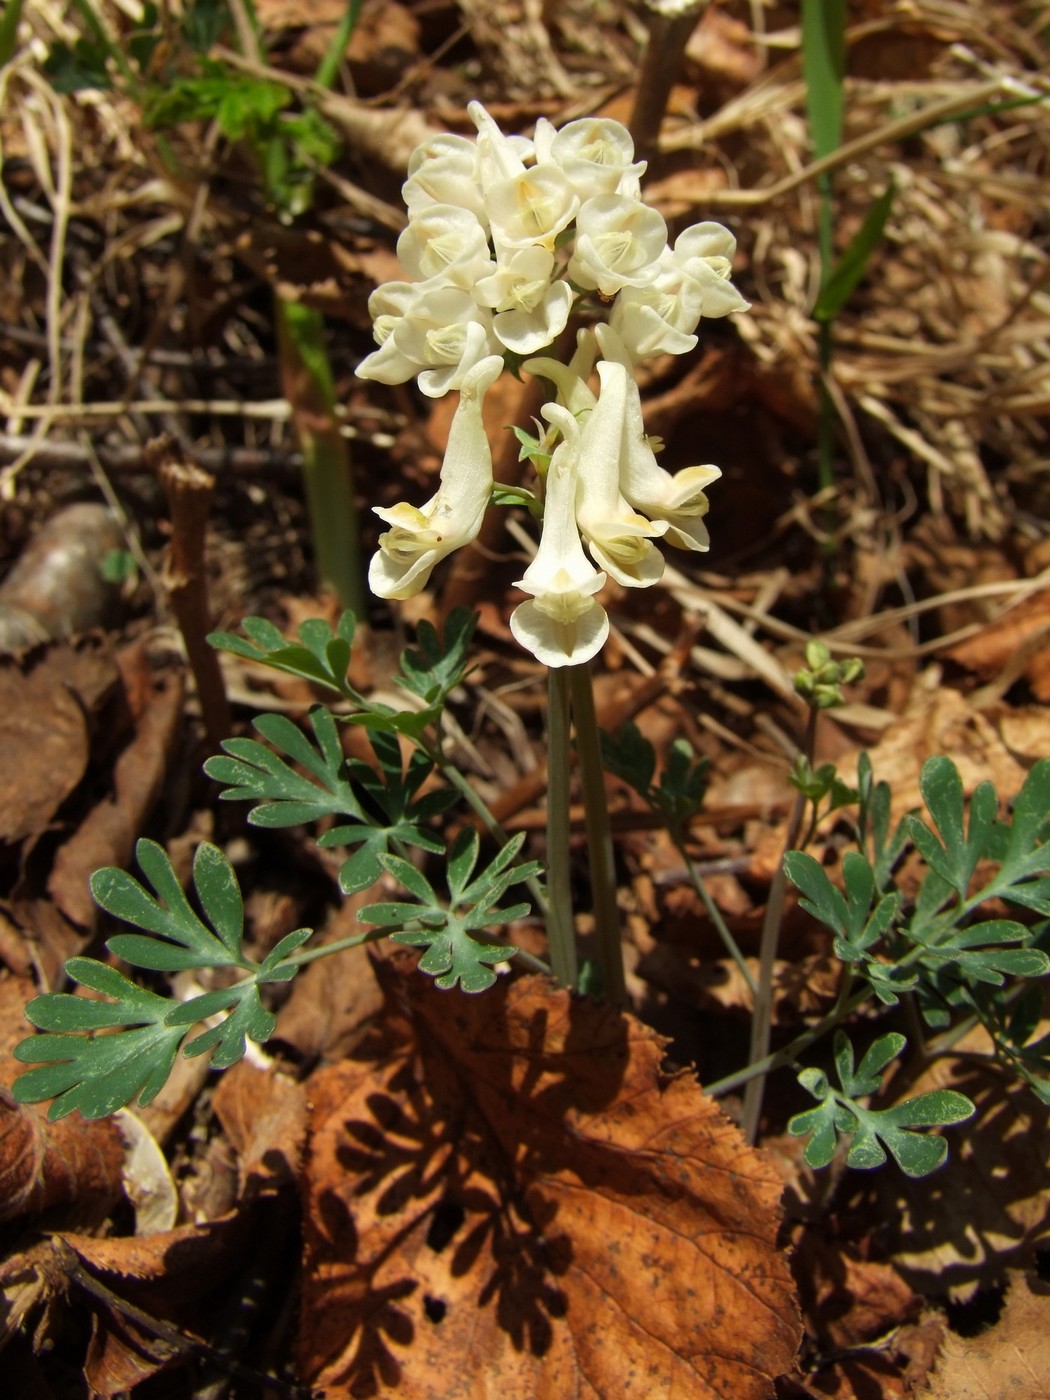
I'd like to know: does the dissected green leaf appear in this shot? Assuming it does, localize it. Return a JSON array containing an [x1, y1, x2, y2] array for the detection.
[[600, 722, 656, 796], [360, 836, 536, 993], [205, 705, 364, 827], [92, 839, 247, 971], [396, 607, 478, 708], [317, 738, 453, 895], [207, 611, 359, 698], [13, 844, 313, 1118], [789, 1031, 974, 1177]]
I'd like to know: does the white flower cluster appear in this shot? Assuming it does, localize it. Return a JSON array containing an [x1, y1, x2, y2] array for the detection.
[[359, 101, 748, 666]]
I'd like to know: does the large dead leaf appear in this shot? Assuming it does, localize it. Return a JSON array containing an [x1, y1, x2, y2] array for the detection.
[[919, 1271, 1050, 1399], [59, 1210, 253, 1396], [299, 959, 800, 1398], [0, 652, 93, 844]]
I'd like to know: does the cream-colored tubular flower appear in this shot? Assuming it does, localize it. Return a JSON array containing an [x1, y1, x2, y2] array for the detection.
[[671, 222, 750, 318], [510, 405, 609, 667], [354, 281, 429, 386], [403, 133, 487, 224], [485, 165, 580, 254], [596, 324, 721, 549], [468, 100, 533, 191], [358, 285, 497, 398], [534, 116, 647, 200], [574, 359, 667, 587], [609, 221, 748, 362], [368, 356, 504, 600], [609, 251, 706, 359], [396, 204, 494, 289], [475, 247, 575, 354], [568, 194, 668, 296]]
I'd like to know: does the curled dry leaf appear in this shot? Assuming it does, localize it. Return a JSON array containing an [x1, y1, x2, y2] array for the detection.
[[46, 671, 185, 929], [299, 958, 800, 1398], [0, 635, 121, 846], [58, 1212, 252, 1398], [0, 503, 125, 653], [0, 1087, 124, 1226]]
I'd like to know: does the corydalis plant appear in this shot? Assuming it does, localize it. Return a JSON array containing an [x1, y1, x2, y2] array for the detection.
[[360, 101, 748, 666]]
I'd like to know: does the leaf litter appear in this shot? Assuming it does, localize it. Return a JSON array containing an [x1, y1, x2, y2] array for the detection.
[[1, 0, 1049, 1395]]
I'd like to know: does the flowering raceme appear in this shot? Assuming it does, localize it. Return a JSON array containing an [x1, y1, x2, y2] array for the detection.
[[359, 102, 748, 665]]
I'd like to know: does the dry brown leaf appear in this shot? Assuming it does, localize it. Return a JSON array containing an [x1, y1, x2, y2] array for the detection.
[[842, 1035, 1050, 1300], [0, 1087, 124, 1225], [996, 703, 1050, 763], [843, 683, 1027, 833], [946, 589, 1050, 700], [792, 1230, 919, 1350], [60, 1210, 252, 1396], [212, 1059, 308, 1188], [0, 658, 90, 845], [47, 672, 184, 929], [685, 7, 763, 90], [299, 958, 800, 1398], [919, 1271, 1050, 1399]]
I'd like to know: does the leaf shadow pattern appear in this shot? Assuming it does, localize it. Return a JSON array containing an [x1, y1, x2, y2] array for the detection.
[[298, 949, 799, 1398], [836, 1061, 1050, 1299]]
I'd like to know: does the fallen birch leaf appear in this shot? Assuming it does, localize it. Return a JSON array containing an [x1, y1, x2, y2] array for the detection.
[[300, 957, 800, 1398]]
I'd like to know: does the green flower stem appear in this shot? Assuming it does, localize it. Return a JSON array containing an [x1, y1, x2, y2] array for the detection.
[[569, 662, 626, 1005], [674, 839, 756, 995], [706, 980, 868, 1098], [546, 667, 579, 990], [275, 298, 366, 615], [285, 925, 391, 967], [423, 740, 549, 921], [740, 707, 818, 1143]]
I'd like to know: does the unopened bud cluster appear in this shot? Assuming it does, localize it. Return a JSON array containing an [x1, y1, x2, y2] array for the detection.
[[794, 641, 866, 709], [358, 101, 748, 666]]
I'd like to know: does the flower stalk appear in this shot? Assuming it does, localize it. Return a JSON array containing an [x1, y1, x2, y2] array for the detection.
[[354, 101, 749, 1003]]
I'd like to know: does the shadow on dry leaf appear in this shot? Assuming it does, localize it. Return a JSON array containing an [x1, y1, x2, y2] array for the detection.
[[838, 1058, 1050, 1302], [299, 950, 799, 1399]]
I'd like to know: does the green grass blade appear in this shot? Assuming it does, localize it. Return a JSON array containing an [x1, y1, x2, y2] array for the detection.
[[814, 179, 895, 323], [801, 0, 847, 160], [0, 0, 24, 67], [314, 0, 363, 91]]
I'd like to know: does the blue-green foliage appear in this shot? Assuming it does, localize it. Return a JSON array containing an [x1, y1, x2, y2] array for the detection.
[[361, 830, 540, 994], [784, 756, 1050, 1173], [208, 611, 361, 700], [14, 608, 541, 1118], [13, 841, 311, 1119], [789, 1030, 974, 1177], [599, 723, 709, 837]]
